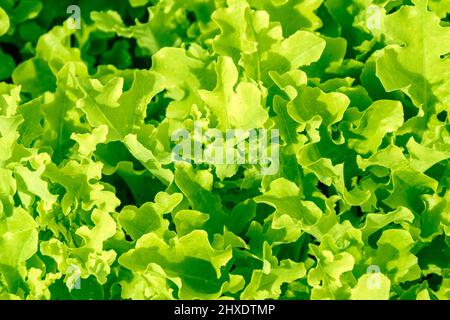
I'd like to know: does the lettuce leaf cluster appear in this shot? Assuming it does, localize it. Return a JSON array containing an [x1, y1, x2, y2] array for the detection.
[[0, 0, 449, 300]]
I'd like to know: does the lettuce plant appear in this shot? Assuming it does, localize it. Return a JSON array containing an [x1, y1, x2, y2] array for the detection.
[[0, 0, 449, 300]]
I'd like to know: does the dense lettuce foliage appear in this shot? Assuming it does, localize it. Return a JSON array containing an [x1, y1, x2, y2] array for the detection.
[[0, 0, 449, 300]]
